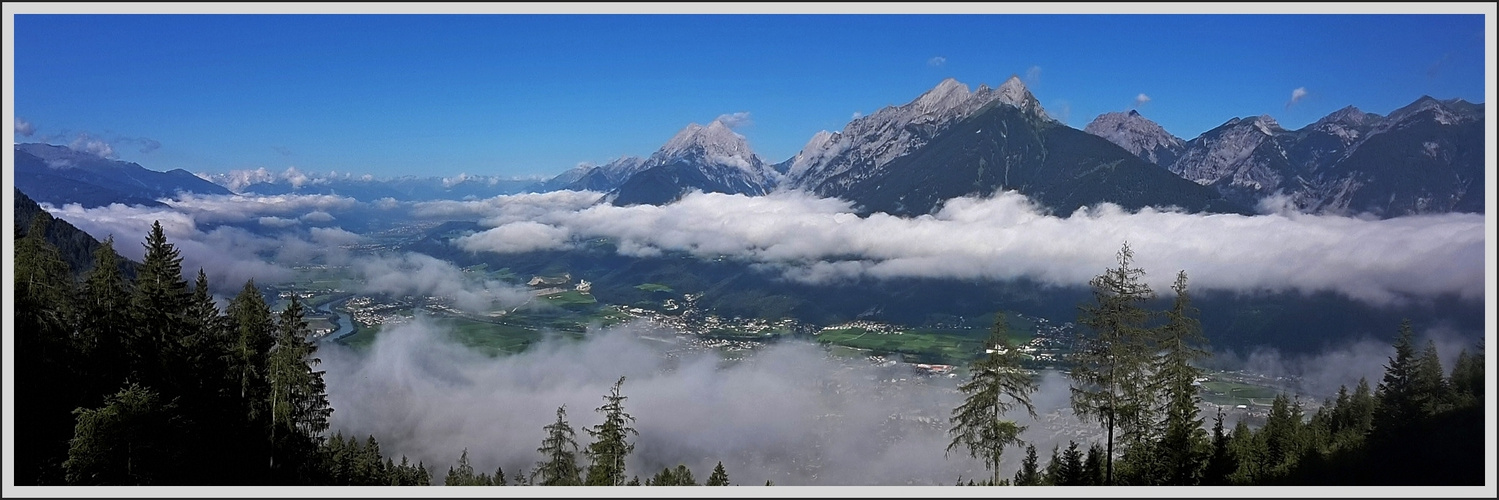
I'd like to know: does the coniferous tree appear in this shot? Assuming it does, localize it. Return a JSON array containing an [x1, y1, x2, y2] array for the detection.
[[533, 405, 583, 485], [266, 295, 334, 480], [75, 237, 132, 396], [226, 280, 275, 419], [1083, 443, 1108, 486], [1153, 271, 1210, 485], [584, 376, 638, 486], [1041, 444, 1062, 485], [1261, 394, 1306, 477], [1448, 346, 1484, 407], [1069, 242, 1156, 485], [1013, 444, 1042, 486], [626, 476, 641, 486], [1057, 441, 1085, 486], [63, 383, 178, 485], [647, 464, 697, 486], [15, 215, 86, 485], [1227, 418, 1263, 485], [1202, 408, 1236, 485], [1375, 320, 1421, 433], [706, 461, 730, 486], [1414, 340, 1448, 414], [129, 221, 191, 391], [948, 313, 1037, 486], [445, 449, 478, 486]]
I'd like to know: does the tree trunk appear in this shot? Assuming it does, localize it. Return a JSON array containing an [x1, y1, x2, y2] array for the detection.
[[1106, 410, 1114, 486]]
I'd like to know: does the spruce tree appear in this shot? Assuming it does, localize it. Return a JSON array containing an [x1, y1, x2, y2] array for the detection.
[[1414, 340, 1447, 414], [1154, 271, 1210, 485], [1375, 320, 1421, 433], [706, 461, 730, 486], [1041, 444, 1062, 485], [1202, 408, 1236, 485], [533, 405, 583, 485], [1012, 444, 1042, 486], [266, 295, 334, 478], [584, 376, 638, 486], [129, 220, 191, 391], [1057, 441, 1084, 486], [227, 280, 275, 419], [1069, 242, 1156, 485], [947, 313, 1037, 486], [76, 237, 132, 396]]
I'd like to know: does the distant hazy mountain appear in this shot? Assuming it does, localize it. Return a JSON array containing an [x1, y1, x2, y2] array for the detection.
[[783, 77, 1242, 216], [13, 143, 232, 208], [1089, 96, 1485, 217], [557, 156, 649, 192], [610, 118, 778, 206], [234, 175, 537, 202]]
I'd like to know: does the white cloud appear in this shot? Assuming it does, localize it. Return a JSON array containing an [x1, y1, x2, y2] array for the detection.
[[714, 112, 753, 130], [1134, 93, 1151, 108], [166, 193, 360, 224], [300, 210, 336, 223], [927, 56, 946, 67], [319, 319, 1013, 486], [1288, 87, 1309, 108], [69, 133, 116, 159], [352, 253, 534, 313], [258, 216, 300, 228], [15, 118, 35, 137], [851, 111, 863, 120], [455, 190, 1484, 306]]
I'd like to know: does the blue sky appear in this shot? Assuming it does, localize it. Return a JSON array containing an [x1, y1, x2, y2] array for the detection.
[[9, 10, 1491, 180]]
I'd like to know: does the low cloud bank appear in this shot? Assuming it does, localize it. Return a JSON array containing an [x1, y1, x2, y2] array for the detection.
[[320, 320, 1113, 485], [449, 190, 1484, 306]]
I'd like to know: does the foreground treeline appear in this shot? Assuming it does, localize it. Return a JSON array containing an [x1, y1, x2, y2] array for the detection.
[[946, 243, 1486, 486], [16, 216, 336, 485], [13, 214, 740, 486]]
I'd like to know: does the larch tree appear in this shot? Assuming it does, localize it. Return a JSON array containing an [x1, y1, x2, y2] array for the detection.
[[584, 376, 638, 486], [533, 405, 583, 486], [947, 312, 1037, 486], [1069, 242, 1156, 485]]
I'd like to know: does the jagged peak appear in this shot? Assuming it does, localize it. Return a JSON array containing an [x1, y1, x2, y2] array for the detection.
[[1128, 109, 1141, 117], [913, 77, 972, 113]]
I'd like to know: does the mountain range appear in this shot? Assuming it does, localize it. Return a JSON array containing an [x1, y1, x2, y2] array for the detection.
[[13, 76, 1484, 219], [13, 143, 232, 208], [542, 76, 1483, 218], [1084, 96, 1485, 217]]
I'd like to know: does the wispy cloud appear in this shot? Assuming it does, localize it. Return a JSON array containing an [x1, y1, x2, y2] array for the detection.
[[714, 112, 753, 130], [1025, 65, 1042, 85], [851, 111, 863, 120], [1133, 93, 1151, 108], [1287, 87, 1309, 109], [1427, 53, 1451, 78], [927, 56, 946, 67], [15, 118, 36, 137]]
